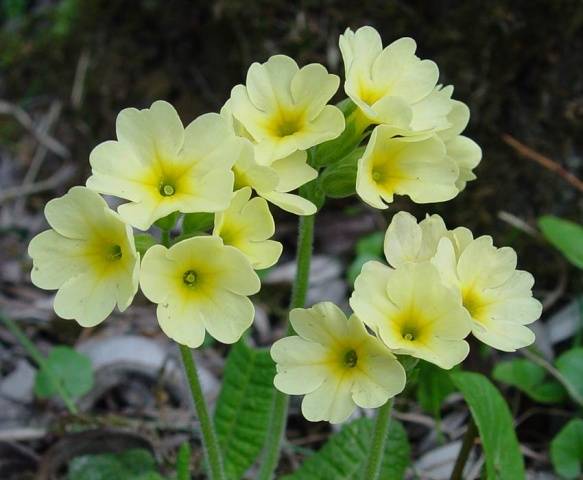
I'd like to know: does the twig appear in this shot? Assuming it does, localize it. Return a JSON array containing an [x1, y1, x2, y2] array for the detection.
[[0, 100, 70, 159], [0, 312, 78, 414], [14, 101, 63, 215], [0, 427, 47, 442], [497, 211, 540, 238], [392, 410, 436, 429], [71, 49, 91, 110], [0, 165, 75, 203], [521, 348, 583, 407], [502, 134, 583, 193]]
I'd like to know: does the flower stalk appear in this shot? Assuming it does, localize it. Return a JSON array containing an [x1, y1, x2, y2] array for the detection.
[[363, 398, 394, 480], [258, 213, 315, 480], [179, 344, 226, 480]]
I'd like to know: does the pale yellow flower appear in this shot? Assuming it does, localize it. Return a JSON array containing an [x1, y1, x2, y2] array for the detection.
[[28, 187, 139, 327], [383, 212, 541, 351], [213, 187, 282, 269], [139, 236, 260, 347], [340, 27, 444, 130], [432, 234, 542, 351], [87, 101, 241, 230], [230, 55, 345, 164], [350, 261, 471, 369], [355, 125, 459, 209], [383, 211, 448, 268], [271, 302, 406, 424], [221, 102, 317, 215], [436, 97, 482, 191]]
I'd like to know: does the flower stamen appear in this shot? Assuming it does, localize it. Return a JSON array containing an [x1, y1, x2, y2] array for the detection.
[[183, 270, 198, 287], [343, 349, 358, 368], [106, 244, 123, 262], [159, 182, 176, 197]]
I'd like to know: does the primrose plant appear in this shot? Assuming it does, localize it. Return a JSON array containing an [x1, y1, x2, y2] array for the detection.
[[28, 26, 542, 479]]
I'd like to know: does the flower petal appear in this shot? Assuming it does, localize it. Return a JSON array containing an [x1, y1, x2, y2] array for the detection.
[[29, 230, 88, 289], [350, 261, 398, 333], [156, 294, 207, 348], [384, 211, 423, 268], [472, 321, 535, 352], [291, 63, 340, 118], [260, 191, 316, 215], [270, 151, 317, 193], [44, 186, 108, 239], [199, 290, 255, 344], [139, 244, 179, 304], [301, 374, 356, 424], [53, 272, 117, 327], [457, 236, 517, 289], [271, 336, 329, 395], [290, 302, 349, 346], [291, 105, 345, 151], [246, 55, 298, 112]]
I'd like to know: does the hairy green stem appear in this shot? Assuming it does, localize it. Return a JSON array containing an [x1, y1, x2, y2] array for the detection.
[[179, 344, 225, 480], [450, 417, 477, 480], [363, 398, 394, 480], [258, 213, 315, 480], [0, 312, 78, 414]]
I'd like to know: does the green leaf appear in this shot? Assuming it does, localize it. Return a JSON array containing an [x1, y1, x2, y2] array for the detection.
[[551, 419, 583, 479], [176, 442, 191, 480], [556, 348, 583, 400], [68, 448, 164, 480], [134, 233, 157, 257], [35, 346, 93, 400], [319, 147, 365, 199], [417, 361, 457, 417], [182, 212, 215, 234], [355, 231, 384, 256], [539, 215, 583, 269], [300, 177, 326, 211], [214, 340, 276, 479], [493, 359, 566, 404], [450, 371, 525, 479], [154, 211, 180, 231], [282, 418, 409, 480]]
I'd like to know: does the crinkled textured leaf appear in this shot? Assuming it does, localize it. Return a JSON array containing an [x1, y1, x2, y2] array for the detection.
[[35, 346, 93, 400], [214, 340, 276, 479], [67, 448, 164, 480], [556, 348, 583, 400], [493, 358, 566, 404], [539, 215, 583, 269], [451, 371, 525, 479], [551, 419, 583, 479], [282, 418, 410, 480]]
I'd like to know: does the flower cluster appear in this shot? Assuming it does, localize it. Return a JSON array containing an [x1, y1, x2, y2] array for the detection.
[[29, 53, 345, 346], [28, 25, 540, 427], [272, 212, 541, 423], [337, 26, 482, 208]]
